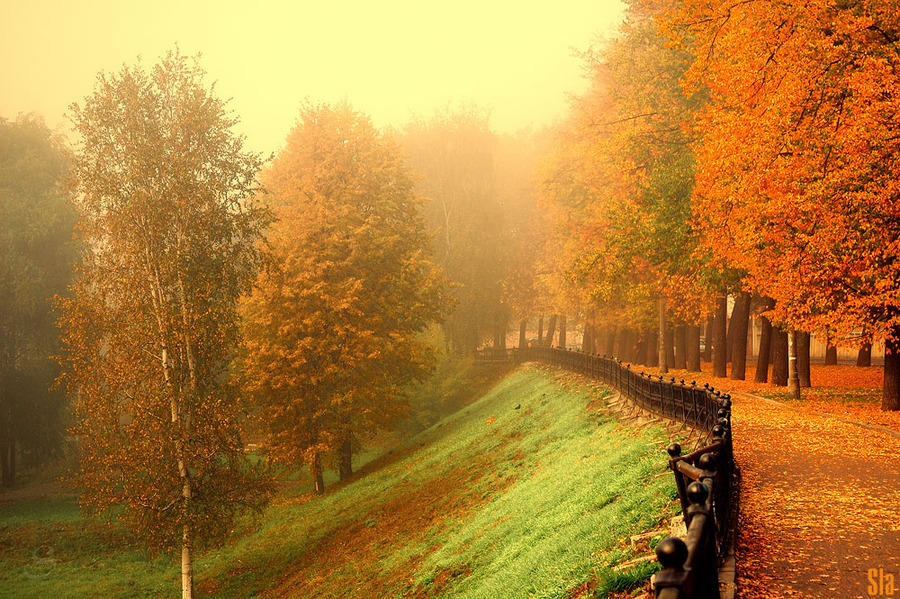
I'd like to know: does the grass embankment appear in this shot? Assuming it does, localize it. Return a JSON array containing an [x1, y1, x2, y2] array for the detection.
[[1, 365, 678, 598]]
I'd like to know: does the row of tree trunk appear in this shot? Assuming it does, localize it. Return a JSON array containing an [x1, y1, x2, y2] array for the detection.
[[569, 292, 877, 385]]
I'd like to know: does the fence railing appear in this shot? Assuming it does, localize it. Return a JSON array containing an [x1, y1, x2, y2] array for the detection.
[[485, 346, 735, 599]]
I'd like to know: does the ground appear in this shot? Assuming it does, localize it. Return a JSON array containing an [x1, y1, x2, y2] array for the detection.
[[638, 360, 900, 599]]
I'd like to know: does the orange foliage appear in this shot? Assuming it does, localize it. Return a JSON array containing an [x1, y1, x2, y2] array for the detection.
[[240, 102, 448, 480], [650, 0, 900, 346]]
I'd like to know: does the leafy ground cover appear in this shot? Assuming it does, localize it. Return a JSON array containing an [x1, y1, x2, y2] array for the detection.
[[638, 361, 900, 433], [0, 365, 678, 598], [728, 393, 900, 598], [637, 359, 900, 597]]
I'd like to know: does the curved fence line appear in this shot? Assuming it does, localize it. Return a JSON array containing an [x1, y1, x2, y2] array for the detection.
[[482, 346, 736, 599]]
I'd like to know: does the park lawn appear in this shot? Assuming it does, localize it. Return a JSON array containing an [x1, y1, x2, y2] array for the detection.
[[1, 364, 679, 599]]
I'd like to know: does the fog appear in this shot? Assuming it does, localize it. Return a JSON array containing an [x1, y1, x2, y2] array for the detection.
[[1, 0, 625, 154]]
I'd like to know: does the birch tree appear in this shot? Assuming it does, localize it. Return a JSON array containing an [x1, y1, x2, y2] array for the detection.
[[59, 51, 272, 599]]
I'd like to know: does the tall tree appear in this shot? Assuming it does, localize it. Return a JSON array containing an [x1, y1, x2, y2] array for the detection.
[[658, 0, 900, 408], [401, 107, 507, 353], [240, 102, 447, 489], [59, 52, 272, 599], [0, 115, 75, 486]]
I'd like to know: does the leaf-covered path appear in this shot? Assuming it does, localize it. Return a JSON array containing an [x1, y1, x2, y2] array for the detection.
[[731, 391, 900, 598]]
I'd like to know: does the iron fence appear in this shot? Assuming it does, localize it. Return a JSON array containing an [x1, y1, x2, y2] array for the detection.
[[486, 346, 735, 599]]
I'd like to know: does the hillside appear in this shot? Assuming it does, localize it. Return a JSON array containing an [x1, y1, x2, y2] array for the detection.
[[1, 365, 678, 598]]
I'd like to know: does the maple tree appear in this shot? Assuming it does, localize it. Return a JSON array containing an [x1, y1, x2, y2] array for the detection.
[[240, 102, 447, 491], [0, 115, 75, 486], [652, 0, 900, 408], [59, 51, 272, 598]]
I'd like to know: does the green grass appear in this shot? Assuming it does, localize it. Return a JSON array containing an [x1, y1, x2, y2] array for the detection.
[[1, 365, 678, 598]]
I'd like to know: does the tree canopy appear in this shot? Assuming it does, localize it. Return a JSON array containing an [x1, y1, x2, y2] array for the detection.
[[0, 114, 76, 486], [59, 51, 272, 598], [240, 102, 448, 491]]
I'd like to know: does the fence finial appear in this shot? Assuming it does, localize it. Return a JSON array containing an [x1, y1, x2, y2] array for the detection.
[[687, 480, 709, 505], [656, 536, 688, 569]]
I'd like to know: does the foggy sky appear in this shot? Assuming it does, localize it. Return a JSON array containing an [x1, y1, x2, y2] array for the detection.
[[1, 0, 625, 155]]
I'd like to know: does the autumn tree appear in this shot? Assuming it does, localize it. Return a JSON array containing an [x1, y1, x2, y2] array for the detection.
[[240, 102, 447, 491], [0, 115, 76, 486], [59, 52, 272, 599], [538, 5, 712, 371], [657, 0, 900, 407], [400, 106, 509, 353]]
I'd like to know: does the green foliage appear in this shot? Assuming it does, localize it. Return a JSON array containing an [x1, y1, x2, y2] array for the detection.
[[403, 324, 476, 428], [0, 114, 76, 483]]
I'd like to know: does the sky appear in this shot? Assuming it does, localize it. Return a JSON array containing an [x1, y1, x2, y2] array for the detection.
[[1, 0, 626, 156]]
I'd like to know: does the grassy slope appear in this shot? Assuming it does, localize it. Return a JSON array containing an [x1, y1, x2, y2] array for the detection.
[[0, 365, 678, 599]]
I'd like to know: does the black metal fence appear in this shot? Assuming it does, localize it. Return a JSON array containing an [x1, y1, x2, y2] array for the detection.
[[492, 346, 735, 599]]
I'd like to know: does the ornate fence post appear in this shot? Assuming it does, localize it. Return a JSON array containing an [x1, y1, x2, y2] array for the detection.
[[655, 537, 689, 599], [668, 443, 689, 516]]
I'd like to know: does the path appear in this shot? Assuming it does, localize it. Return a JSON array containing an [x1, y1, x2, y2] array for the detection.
[[731, 392, 900, 598]]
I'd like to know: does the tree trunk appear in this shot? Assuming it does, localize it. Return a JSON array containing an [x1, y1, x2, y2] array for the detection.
[[857, 342, 872, 367], [0, 440, 10, 488], [537, 316, 544, 348], [636, 336, 647, 366], [558, 315, 567, 350], [712, 292, 728, 377], [725, 295, 736, 365], [619, 328, 636, 363], [545, 314, 558, 347], [605, 324, 617, 357], [182, 523, 193, 599], [519, 319, 527, 350], [686, 324, 701, 372], [771, 326, 789, 386], [825, 336, 838, 365], [493, 317, 507, 349], [787, 330, 800, 399], [311, 453, 325, 494], [665, 327, 675, 372], [883, 328, 900, 410], [798, 331, 811, 387], [645, 329, 658, 367], [730, 291, 752, 380], [674, 325, 687, 370], [658, 297, 668, 374], [339, 436, 353, 481], [755, 308, 773, 383], [647, 330, 659, 367], [6, 441, 14, 487], [702, 315, 714, 362]]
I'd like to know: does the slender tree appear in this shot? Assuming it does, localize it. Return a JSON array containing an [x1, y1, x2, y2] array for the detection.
[[59, 52, 272, 599]]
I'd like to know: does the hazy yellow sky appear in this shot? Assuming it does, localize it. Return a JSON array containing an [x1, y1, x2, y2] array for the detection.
[[1, 0, 625, 155]]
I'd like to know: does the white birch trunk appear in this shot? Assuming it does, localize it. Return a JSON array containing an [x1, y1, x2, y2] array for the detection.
[[787, 330, 801, 399]]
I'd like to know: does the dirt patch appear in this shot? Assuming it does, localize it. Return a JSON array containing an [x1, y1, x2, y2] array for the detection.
[[260, 452, 516, 599]]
